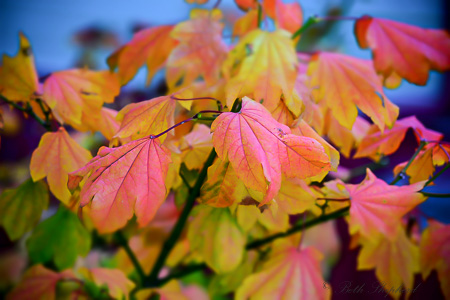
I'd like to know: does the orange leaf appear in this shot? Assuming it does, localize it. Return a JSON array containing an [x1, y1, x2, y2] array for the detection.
[[6, 265, 76, 300], [0, 33, 39, 102], [166, 9, 227, 89], [224, 29, 299, 115], [393, 147, 435, 184], [308, 52, 399, 131], [232, 10, 258, 40], [235, 246, 331, 300], [211, 97, 330, 205], [68, 136, 171, 233], [420, 220, 450, 299], [30, 127, 92, 204], [200, 157, 247, 207], [115, 90, 192, 142], [355, 16, 450, 86], [179, 124, 213, 170], [80, 268, 135, 300], [344, 169, 426, 240], [42, 69, 120, 126], [357, 229, 419, 299], [107, 25, 178, 86], [355, 116, 443, 160], [263, 0, 303, 34]]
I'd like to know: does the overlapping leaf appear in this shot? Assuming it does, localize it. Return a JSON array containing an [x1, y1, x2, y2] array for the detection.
[[6, 265, 76, 300], [355, 16, 450, 87], [107, 25, 178, 85], [0, 179, 48, 241], [166, 9, 227, 89], [263, 0, 303, 33], [357, 229, 419, 299], [211, 97, 331, 205], [188, 205, 246, 273], [179, 124, 213, 170], [355, 116, 443, 160], [224, 30, 299, 115], [232, 10, 258, 39], [236, 245, 331, 300], [80, 268, 135, 300], [42, 69, 120, 126], [308, 52, 399, 131], [114, 90, 192, 142], [26, 206, 91, 270], [68, 136, 172, 233], [340, 169, 426, 240], [419, 220, 450, 299], [30, 127, 92, 204], [0, 33, 39, 102]]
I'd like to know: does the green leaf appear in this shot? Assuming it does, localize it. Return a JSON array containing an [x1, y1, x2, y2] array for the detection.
[[0, 178, 48, 241], [26, 206, 91, 269]]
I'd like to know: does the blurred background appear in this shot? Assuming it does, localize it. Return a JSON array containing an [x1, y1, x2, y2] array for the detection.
[[0, 0, 449, 299]]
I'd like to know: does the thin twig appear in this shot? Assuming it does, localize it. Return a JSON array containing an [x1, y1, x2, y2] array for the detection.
[[114, 231, 146, 286], [390, 140, 427, 185]]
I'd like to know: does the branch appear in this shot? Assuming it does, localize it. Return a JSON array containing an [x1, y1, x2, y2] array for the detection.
[[292, 16, 319, 40], [421, 192, 450, 198], [1, 95, 53, 131], [145, 149, 217, 287], [390, 140, 427, 185], [114, 231, 146, 286], [425, 163, 450, 186]]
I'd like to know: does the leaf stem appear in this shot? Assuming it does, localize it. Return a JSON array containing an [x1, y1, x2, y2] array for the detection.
[[292, 16, 319, 40], [257, 3, 263, 29], [145, 149, 217, 287], [390, 140, 427, 185], [425, 163, 450, 186], [316, 197, 350, 202], [114, 231, 146, 287]]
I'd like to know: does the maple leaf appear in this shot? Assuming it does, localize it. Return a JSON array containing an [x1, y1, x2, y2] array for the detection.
[[232, 10, 258, 40], [30, 127, 92, 204], [344, 169, 426, 240], [276, 178, 318, 215], [420, 220, 450, 299], [263, 0, 303, 34], [26, 206, 91, 270], [355, 116, 443, 160], [0, 179, 48, 241], [308, 51, 399, 131], [80, 268, 135, 300], [107, 25, 178, 86], [179, 124, 213, 170], [357, 229, 419, 299], [188, 205, 246, 273], [42, 69, 120, 126], [166, 9, 227, 89], [68, 136, 172, 233], [114, 90, 192, 142], [224, 30, 299, 115], [355, 16, 450, 87], [393, 147, 435, 184], [6, 265, 77, 300], [200, 157, 247, 207], [211, 97, 331, 205], [0, 33, 39, 102], [235, 245, 331, 300]]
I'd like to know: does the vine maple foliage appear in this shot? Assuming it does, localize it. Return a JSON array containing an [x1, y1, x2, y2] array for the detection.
[[0, 0, 450, 299]]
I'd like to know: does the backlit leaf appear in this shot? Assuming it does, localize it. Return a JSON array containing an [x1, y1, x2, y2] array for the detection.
[[224, 30, 299, 114], [179, 124, 213, 170], [0, 33, 39, 102], [419, 220, 450, 299], [344, 169, 426, 240], [236, 245, 331, 300], [0, 179, 48, 241], [355, 116, 443, 160], [42, 69, 120, 126], [308, 52, 399, 131], [30, 127, 92, 204], [107, 25, 178, 86], [26, 206, 91, 270], [357, 229, 419, 299], [188, 205, 246, 273], [355, 16, 450, 87], [166, 9, 227, 88], [68, 136, 172, 233], [211, 97, 331, 205], [80, 268, 135, 300], [232, 10, 258, 39], [6, 265, 76, 300]]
